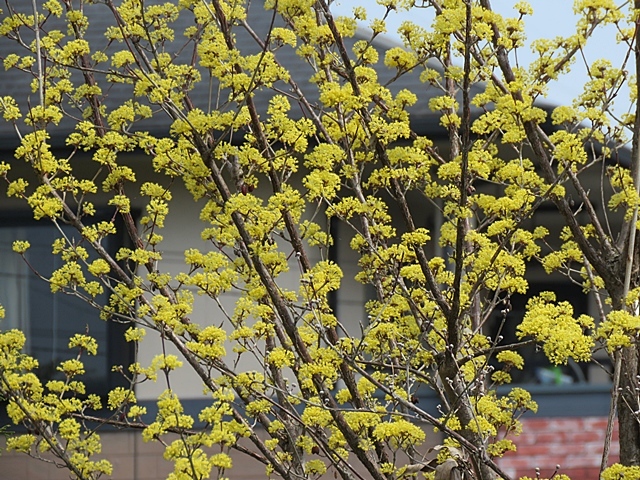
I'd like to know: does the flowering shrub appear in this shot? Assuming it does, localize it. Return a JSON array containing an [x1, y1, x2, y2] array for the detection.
[[0, 0, 639, 479]]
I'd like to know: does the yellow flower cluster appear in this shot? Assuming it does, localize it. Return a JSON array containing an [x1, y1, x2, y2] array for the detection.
[[0, 329, 112, 476], [518, 292, 594, 364], [1, 0, 638, 476]]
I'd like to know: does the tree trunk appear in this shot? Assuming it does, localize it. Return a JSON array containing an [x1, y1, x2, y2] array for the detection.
[[618, 345, 640, 465], [439, 357, 496, 480]]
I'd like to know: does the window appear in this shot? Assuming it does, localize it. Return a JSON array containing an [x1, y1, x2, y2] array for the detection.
[[0, 213, 132, 396], [488, 279, 610, 386]]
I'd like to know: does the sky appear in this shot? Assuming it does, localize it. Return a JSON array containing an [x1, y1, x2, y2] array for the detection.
[[330, 0, 632, 114]]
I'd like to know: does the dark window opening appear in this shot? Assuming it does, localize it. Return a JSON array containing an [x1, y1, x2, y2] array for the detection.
[[488, 280, 609, 385], [0, 213, 132, 396]]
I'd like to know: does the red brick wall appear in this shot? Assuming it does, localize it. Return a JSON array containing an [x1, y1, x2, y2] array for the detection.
[[498, 417, 619, 479]]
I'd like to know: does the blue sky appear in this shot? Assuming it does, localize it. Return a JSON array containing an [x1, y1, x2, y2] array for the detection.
[[330, 1, 631, 114]]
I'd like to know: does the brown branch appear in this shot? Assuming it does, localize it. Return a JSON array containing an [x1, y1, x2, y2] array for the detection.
[[601, 350, 621, 472], [72, 413, 272, 465], [0, 372, 89, 480], [349, 361, 514, 480], [448, 0, 473, 352], [479, 0, 620, 295]]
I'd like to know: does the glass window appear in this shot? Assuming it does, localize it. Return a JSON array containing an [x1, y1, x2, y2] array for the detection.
[[0, 215, 131, 395]]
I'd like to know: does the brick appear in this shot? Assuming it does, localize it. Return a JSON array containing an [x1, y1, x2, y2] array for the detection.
[[515, 445, 556, 456], [497, 415, 621, 479], [566, 443, 603, 456], [581, 417, 610, 431], [499, 457, 539, 470], [525, 432, 563, 445], [563, 431, 603, 443], [552, 418, 593, 431], [562, 466, 602, 480], [521, 418, 553, 431], [563, 458, 600, 469]]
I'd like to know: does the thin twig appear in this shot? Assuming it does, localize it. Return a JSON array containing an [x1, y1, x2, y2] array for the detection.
[[31, 0, 43, 107]]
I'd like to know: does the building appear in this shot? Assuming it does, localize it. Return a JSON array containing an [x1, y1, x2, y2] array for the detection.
[[0, 1, 621, 479]]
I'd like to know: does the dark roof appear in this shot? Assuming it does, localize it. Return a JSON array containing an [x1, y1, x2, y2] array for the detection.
[[0, 1, 483, 149]]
